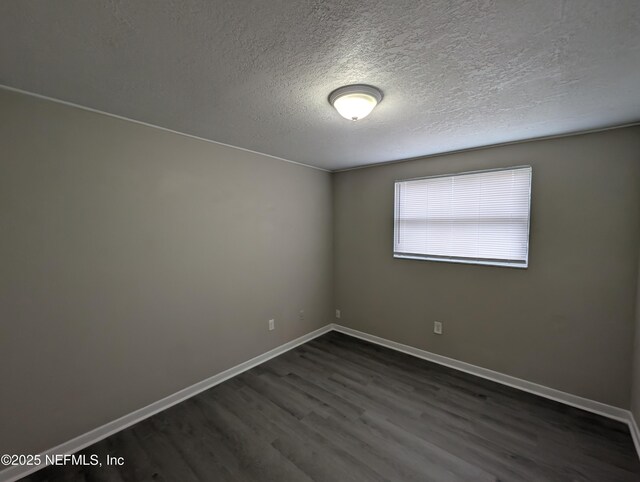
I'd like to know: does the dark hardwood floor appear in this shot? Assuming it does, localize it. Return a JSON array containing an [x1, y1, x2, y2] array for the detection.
[[24, 331, 640, 481]]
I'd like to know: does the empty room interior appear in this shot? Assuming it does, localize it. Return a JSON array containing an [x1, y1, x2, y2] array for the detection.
[[2, 1, 640, 481]]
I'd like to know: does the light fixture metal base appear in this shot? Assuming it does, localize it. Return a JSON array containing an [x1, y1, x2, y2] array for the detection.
[[328, 84, 383, 106]]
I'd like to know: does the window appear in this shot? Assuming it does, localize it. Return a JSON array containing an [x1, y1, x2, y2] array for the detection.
[[394, 166, 532, 268]]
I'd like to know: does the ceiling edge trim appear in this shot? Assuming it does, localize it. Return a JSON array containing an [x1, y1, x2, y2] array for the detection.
[[0, 84, 331, 173], [334, 121, 640, 173]]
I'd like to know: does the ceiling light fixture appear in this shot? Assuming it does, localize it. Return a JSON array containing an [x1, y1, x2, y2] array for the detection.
[[328, 84, 383, 121]]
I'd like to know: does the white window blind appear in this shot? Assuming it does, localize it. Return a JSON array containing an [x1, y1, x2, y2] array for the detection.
[[394, 166, 532, 268]]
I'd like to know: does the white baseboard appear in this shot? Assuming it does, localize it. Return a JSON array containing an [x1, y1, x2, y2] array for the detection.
[[3, 322, 638, 482], [332, 323, 640, 462], [331, 323, 640, 458], [332, 324, 630, 422], [0, 324, 333, 482]]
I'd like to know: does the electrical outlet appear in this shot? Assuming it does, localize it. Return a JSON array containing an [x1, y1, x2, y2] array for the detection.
[[335, 309, 341, 319], [299, 310, 304, 321], [434, 321, 443, 335], [268, 319, 275, 331]]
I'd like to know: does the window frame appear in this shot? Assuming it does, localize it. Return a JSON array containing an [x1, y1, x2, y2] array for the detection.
[[393, 165, 532, 269]]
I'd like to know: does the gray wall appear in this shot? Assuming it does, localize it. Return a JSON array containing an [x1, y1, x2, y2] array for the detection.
[[0, 88, 333, 455], [334, 127, 640, 408], [631, 251, 640, 422]]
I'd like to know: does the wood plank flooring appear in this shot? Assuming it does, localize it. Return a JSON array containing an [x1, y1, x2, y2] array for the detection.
[[24, 331, 640, 481]]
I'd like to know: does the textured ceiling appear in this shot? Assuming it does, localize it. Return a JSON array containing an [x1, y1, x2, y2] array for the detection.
[[1, 1, 639, 170]]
